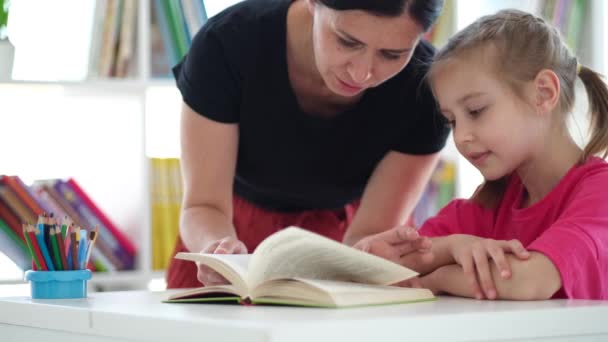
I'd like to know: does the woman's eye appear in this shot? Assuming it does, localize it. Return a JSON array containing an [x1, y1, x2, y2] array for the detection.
[[338, 37, 359, 48], [381, 51, 401, 60]]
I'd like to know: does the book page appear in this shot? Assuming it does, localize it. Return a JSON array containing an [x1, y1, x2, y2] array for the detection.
[[175, 253, 251, 293], [247, 227, 418, 289], [295, 278, 434, 307], [249, 278, 434, 308]]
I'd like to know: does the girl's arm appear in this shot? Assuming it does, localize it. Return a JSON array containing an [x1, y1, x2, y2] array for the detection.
[[342, 151, 440, 246], [422, 252, 562, 300]]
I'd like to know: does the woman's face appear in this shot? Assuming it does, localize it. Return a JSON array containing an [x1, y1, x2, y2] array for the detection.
[[309, 1, 424, 97]]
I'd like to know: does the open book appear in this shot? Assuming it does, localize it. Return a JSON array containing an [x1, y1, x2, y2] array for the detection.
[[165, 227, 434, 308]]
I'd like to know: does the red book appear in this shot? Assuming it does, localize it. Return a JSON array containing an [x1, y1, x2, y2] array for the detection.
[[1, 176, 45, 216], [65, 178, 137, 256]]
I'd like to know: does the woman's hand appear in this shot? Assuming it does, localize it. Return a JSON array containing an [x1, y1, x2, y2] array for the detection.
[[353, 226, 434, 267], [196, 236, 248, 286], [450, 235, 530, 299]]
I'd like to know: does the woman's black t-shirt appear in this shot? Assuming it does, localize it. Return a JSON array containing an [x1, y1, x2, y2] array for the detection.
[[173, 0, 450, 211]]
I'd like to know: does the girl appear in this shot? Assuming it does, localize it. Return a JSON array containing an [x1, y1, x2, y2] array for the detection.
[[362, 9, 608, 300]]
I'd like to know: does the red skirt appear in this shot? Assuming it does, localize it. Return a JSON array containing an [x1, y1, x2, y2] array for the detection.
[[165, 195, 360, 288]]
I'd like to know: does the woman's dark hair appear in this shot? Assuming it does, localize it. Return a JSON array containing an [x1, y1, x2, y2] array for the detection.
[[316, 0, 444, 31]]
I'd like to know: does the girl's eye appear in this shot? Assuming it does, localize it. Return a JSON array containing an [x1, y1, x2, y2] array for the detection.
[[338, 37, 360, 48], [468, 107, 486, 117]]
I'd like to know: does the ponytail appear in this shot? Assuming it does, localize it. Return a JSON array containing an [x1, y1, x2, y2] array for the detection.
[[579, 66, 608, 160], [470, 177, 508, 209]]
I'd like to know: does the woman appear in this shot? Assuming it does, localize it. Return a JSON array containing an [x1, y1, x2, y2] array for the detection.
[[167, 0, 449, 288]]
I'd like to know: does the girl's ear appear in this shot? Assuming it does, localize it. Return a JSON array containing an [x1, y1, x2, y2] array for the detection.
[[534, 69, 560, 116]]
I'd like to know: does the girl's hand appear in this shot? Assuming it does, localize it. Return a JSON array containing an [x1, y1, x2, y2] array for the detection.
[[354, 226, 434, 266], [196, 236, 248, 286], [450, 235, 530, 299]]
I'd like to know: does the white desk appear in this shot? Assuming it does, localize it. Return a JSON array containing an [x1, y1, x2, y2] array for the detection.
[[1, 290, 608, 342]]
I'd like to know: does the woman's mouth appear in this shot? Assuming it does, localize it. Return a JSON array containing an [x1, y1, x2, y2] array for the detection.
[[336, 77, 364, 94]]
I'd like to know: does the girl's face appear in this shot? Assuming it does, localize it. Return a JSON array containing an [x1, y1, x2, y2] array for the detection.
[[431, 57, 546, 181], [309, 1, 423, 97]]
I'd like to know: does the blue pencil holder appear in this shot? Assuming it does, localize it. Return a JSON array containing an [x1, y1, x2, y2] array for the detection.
[[25, 270, 92, 299]]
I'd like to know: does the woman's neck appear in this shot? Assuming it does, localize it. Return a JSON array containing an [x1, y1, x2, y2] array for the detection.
[[286, 1, 322, 88], [286, 1, 362, 115]]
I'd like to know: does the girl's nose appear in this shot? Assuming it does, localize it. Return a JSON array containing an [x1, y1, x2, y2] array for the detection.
[[454, 123, 474, 146]]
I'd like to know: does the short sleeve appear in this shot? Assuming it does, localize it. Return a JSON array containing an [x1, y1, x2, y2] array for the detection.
[[390, 41, 450, 155], [172, 24, 242, 123], [418, 199, 496, 238], [527, 172, 608, 299]]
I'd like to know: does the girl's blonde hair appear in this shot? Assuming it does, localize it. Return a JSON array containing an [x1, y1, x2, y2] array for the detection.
[[429, 9, 608, 208]]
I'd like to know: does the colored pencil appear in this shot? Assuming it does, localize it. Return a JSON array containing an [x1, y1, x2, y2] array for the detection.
[[22, 224, 42, 270], [49, 219, 62, 270], [35, 217, 54, 271], [70, 230, 79, 270], [55, 225, 68, 270]]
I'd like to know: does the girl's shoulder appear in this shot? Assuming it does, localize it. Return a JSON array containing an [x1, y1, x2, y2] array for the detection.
[[569, 157, 608, 184]]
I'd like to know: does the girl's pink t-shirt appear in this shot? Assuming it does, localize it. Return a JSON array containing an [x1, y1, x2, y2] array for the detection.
[[419, 157, 608, 299]]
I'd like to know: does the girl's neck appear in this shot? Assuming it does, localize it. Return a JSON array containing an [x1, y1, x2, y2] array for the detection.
[[517, 131, 583, 208]]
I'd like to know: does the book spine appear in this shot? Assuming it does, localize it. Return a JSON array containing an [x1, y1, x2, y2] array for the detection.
[[88, 0, 109, 79], [154, 0, 179, 65], [0, 200, 24, 241], [115, 0, 138, 77], [0, 221, 30, 270], [0, 218, 27, 254], [162, 0, 189, 59], [2, 176, 44, 215], [0, 186, 37, 225]]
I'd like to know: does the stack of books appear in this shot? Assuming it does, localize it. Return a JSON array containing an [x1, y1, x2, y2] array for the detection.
[[0, 175, 136, 271]]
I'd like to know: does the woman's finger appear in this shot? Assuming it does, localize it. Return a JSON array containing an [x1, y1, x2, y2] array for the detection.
[[215, 238, 240, 254], [202, 241, 220, 254], [375, 226, 419, 244], [472, 248, 496, 300], [197, 265, 228, 286], [393, 235, 431, 256], [234, 241, 248, 254]]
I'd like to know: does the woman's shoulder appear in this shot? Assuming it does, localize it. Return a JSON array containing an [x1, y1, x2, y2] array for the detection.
[[187, 0, 288, 71], [203, 0, 287, 37]]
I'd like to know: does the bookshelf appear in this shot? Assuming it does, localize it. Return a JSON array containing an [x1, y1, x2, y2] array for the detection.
[[0, 0, 606, 289]]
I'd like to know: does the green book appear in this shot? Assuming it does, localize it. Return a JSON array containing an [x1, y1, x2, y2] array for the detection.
[[0, 0, 8, 40], [165, 227, 435, 308], [0, 218, 27, 254]]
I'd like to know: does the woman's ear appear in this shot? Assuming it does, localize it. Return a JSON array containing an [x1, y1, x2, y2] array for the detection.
[[534, 69, 560, 116]]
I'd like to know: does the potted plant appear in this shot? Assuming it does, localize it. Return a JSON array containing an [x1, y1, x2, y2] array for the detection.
[[0, 0, 14, 80]]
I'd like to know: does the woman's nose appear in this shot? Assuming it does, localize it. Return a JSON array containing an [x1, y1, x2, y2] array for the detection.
[[347, 55, 373, 84]]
